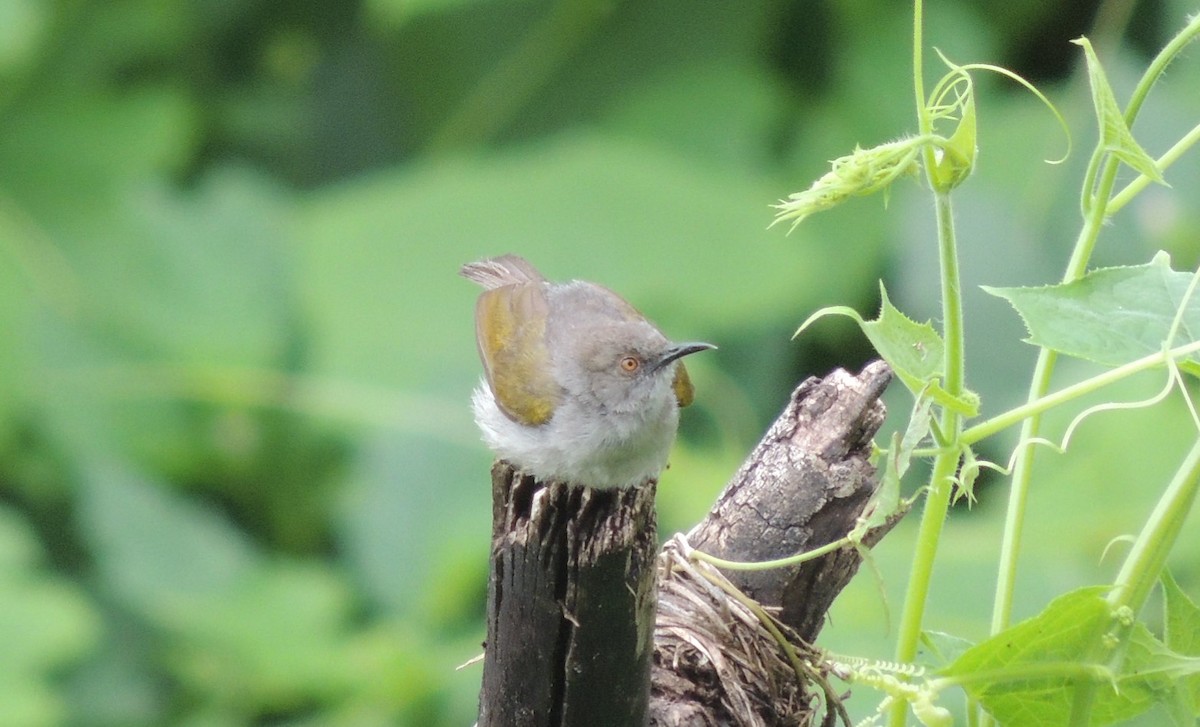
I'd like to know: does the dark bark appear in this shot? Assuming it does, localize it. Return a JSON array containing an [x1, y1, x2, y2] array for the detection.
[[479, 465, 658, 727]]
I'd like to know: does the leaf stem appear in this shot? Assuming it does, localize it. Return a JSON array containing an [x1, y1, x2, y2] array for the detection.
[[988, 154, 1118, 640], [689, 535, 848, 571], [1107, 120, 1200, 215], [1067, 438, 1200, 726], [1121, 11, 1200, 125], [889, 5, 968, 724], [912, 0, 928, 137], [989, 17, 1200, 727], [960, 339, 1200, 446], [1109, 438, 1200, 613]]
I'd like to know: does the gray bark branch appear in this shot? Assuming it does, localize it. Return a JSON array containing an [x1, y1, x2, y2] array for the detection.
[[651, 361, 898, 726], [686, 360, 894, 641]]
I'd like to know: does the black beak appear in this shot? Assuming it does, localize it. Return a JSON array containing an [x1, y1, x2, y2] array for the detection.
[[654, 341, 717, 371]]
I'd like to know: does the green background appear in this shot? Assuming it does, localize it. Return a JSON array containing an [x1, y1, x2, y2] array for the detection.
[[1, 0, 1198, 724]]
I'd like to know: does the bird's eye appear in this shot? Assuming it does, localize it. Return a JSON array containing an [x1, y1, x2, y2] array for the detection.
[[619, 355, 640, 373]]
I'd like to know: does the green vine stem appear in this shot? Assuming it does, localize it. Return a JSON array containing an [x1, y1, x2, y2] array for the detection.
[[889, 1, 970, 722], [1108, 442, 1200, 614], [690, 534, 849, 572], [960, 339, 1200, 446], [989, 9, 1200, 649], [890, 192, 965, 727], [1067, 439, 1200, 726], [1107, 120, 1200, 214], [983, 15, 1200, 727]]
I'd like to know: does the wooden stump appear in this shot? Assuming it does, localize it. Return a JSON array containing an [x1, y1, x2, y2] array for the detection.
[[478, 362, 899, 727], [479, 465, 659, 727]]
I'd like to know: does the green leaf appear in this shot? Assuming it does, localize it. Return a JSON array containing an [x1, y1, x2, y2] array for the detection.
[[78, 458, 258, 615], [297, 132, 867, 386], [0, 506, 99, 727], [943, 588, 1106, 724], [364, 0, 505, 26], [1162, 570, 1200, 714], [984, 252, 1200, 371], [77, 458, 366, 710], [0, 0, 48, 75], [0, 90, 195, 225], [1071, 37, 1164, 184], [942, 586, 1198, 726], [933, 82, 976, 191], [1163, 570, 1200, 657], [921, 630, 975, 669], [868, 393, 933, 530], [794, 286, 978, 415], [336, 432, 490, 613], [167, 562, 363, 709], [863, 285, 943, 383], [1122, 622, 1200, 726], [26, 170, 306, 494], [0, 224, 35, 436], [861, 285, 979, 416], [601, 60, 788, 171]]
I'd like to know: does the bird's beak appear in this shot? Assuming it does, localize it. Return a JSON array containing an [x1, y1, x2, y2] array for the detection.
[[654, 342, 717, 371]]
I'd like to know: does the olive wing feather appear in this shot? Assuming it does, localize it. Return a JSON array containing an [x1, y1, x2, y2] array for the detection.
[[474, 282, 562, 426]]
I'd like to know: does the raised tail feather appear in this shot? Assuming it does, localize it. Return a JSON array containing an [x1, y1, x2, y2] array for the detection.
[[460, 254, 545, 289]]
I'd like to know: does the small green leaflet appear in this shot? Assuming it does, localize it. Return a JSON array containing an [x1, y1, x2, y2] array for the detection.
[[985, 252, 1200, 374], [871, 393, 934, 529], [796, 283, 979, 416], [1072, 36, 1164, 184], [927, 55, 978, 193], [1123, 621, 1200, 727], [1162, 570, 1200, 721], [863, 286, 979, 416]]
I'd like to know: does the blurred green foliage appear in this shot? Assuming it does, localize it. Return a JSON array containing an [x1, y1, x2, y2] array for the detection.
[[1, 0, 1198, 724]]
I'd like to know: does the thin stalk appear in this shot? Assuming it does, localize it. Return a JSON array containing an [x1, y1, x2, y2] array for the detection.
[[1107, 121, 1200, 214], [936, 194, 965, 396], [988, 19, 1200, 727], [691, 535, 848, 571], [1121, 12, 1200, 124], [888, 6, 966, 724], [1109, 438, 1200, 613], [1067, 439, 1200, 726], [987, 155, 1119, 649], [890, 191, 964, 727], [912, 0, 928, 137], [989, 12, 1200, 647], [961, 339, 1200, 446]]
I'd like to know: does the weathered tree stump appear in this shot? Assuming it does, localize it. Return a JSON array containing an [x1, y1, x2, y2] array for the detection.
[[479, 362, 898, 727], [479, 466, 658, 727]]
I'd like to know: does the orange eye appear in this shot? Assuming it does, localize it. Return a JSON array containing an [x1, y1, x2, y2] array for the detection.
[[619, 356, 640, 373]]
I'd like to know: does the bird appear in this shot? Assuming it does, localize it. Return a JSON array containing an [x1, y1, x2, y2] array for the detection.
[[461, 254, 715, 488]]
